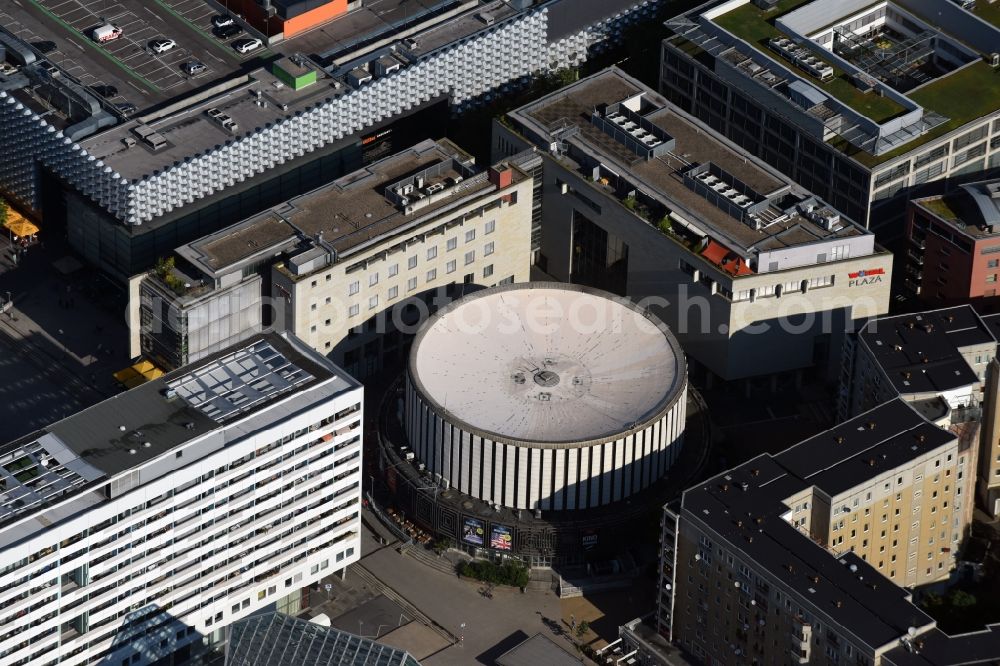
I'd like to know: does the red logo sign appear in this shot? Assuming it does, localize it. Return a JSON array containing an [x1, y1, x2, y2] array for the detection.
[[848, 268, 885, 279]]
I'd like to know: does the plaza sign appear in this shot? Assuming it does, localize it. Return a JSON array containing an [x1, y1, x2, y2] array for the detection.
[[848, 267, 884, 287]]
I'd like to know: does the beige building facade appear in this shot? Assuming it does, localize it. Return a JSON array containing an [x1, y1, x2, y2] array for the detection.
[[659, 399, 1000, 666], [134, 140, 533, 380]]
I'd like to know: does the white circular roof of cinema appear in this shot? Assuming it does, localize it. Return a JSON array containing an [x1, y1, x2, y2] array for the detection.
[[408, 283, 685, 446]]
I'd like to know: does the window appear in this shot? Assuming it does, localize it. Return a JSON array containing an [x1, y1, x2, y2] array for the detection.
[[446, 260, 457, 274], [426, 269, 437, 282], [427, 246, 438, 260], [388, 286, 398, 300], [310, 303, 317, 311], [348, 281, 360, 296], [369, 295, 379, 310], [484, 241, 495, 256], [325, 318, 331, 326], [326, 274, 332, 282], [408, 255, 418, 269], [465, 229, 476, 242], [465, 250, 475, 265], [349, 304, 360, 317], [369, 272, 379, 287], [388, 263, 399, 277], [483, 264, 494, 278], [447, 237, 458, 251], [485, 220, 495, 234], [408, 277, 417, 291], [311, 280, 317, 288]]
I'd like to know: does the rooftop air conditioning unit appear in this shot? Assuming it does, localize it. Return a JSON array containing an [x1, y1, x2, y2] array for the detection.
[[988, 53, 1000, 68]]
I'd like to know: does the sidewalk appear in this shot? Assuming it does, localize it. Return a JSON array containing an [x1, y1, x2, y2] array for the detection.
[[0, 246, 130, 440]]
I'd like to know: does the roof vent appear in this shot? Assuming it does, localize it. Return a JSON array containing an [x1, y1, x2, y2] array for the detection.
[[867, 421, 876, 430], [834, 435, 845, 444], [128, 448, 137, 455], [868, 458, 876, 467], [810, 575, 820, 584], [907, 321, 915, 329], [721, 483, 730, 492], [946, 315, 955, 323], [835, 600, 843, 608], [755, 516, 764, 525], [119, 425, 127, 432], [751, 468, 760, 477], [917, 434, 926, 443], [184, 422, 195, 430], [142, 442, 151, 448]]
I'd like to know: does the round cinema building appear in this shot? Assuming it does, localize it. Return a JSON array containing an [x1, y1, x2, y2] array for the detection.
[[379, 283, 688, 563]]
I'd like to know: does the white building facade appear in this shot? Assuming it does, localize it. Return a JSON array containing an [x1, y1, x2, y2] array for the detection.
[[0, 0, 662, 226], [0, 333, 363, 666]]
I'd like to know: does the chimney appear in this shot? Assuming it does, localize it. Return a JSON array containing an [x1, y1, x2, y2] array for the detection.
[[489, 166, 513, 189]]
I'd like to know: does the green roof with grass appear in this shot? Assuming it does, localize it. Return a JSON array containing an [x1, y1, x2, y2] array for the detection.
[[710, 0, 1000, 167], [713, 0, 905, 123], [973, 2, 1000, 30]]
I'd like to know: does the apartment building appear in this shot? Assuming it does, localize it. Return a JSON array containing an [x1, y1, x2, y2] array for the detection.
[[905, 179, 1000, 307], [493, 67, 891, 383], [658, 399, 1000, 666], [839, 306, 1000, 521], [0, 333, 364, 666], [135, 139, 533, 380], [660, 0, 1000, 235]]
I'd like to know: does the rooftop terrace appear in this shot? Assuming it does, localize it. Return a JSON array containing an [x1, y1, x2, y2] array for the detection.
[[712, 0, 907, 124], [691, 0, 1000, 166], [914, 179, 1000, 239], [510, 68, 870, 271], [177, 139, 522, 282]]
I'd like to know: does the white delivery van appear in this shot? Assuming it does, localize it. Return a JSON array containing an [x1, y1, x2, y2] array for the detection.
[[91, 25, 123, 43]]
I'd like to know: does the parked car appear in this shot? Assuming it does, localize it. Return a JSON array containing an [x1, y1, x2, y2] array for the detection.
[[232, 38, 262, 54], [182, 61, 207, 76], [212, 24, 243, 39], [150, 38, 176, 54], [211, 14, 235, 28], [90, 84, 119, 98], [90, 24, 122, 43], [116, 102, 138, 117]]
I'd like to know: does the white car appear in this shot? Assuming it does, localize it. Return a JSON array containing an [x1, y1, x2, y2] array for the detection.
[[150, 38, 176, 54], [232, 38, 262, 54]]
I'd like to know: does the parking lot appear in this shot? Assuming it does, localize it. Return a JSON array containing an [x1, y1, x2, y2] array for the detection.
[[11, 0, 250, 105]]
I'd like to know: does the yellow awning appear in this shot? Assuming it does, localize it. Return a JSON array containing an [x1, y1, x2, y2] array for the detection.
[[114, 360, 165, 388], [3, 211, 39, 239]]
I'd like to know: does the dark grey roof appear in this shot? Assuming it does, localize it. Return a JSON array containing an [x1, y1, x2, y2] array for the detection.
[[545, 0, 647, 41], [777, 399, 956, 497], [683, 399, 952, 650], [227, 613, 421, 666], [47, 333, 333, 477], [858, 305, 994, 395], [495, 633, 582, 666], [883, 625, 1000, 666]]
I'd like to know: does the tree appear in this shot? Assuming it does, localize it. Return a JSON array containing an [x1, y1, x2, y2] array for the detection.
[[951, 590, 977, 608], [575, 620, 590, 638], [623, 195, 638, 211], [658, 216, 672, 234]]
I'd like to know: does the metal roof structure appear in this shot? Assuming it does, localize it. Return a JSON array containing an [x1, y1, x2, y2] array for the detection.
[[226, 613, 421, 666]]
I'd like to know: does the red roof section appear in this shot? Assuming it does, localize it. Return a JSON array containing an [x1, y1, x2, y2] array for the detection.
[[701, 240, 753, 276]]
